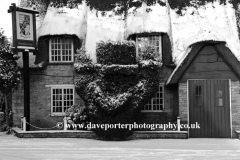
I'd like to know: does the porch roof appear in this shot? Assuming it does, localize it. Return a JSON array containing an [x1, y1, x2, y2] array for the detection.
[[166, 42, 240, 85]]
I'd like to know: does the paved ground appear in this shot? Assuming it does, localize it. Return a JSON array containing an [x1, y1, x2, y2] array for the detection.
[[1, 132, 240, 160]]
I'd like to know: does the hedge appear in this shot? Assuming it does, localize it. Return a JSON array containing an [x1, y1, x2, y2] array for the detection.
[[96, 40, 137, 65], [74, 41, 162, 140]]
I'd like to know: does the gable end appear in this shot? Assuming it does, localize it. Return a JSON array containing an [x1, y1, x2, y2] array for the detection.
[[167, 42, 240, 85]]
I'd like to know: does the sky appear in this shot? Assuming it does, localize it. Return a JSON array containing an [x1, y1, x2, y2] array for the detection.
[[0, 0, 20, 38]]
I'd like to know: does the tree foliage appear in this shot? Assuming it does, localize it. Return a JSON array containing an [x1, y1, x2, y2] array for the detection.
[[20, 0, 240, 16], [0, 28, 20, 130], [20, 0, 166, 17], [0, 29, 20, 94], [168, 0, 239, 15]]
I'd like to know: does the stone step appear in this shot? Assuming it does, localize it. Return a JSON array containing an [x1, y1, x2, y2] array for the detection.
[[235, 131, 240, 139], [12, 127, 188, 139], [130, 131, 188, 139]]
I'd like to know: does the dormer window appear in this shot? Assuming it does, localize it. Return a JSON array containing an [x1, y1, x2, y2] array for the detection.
[[136, 34, 162, 59], [49, 37, 74, 63]]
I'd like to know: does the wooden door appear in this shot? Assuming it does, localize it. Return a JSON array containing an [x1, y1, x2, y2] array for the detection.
[[189, 80, 231, 138]]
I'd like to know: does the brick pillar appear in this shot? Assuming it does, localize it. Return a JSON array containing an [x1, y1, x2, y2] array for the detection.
[[0, 112, 4, 132], [179, 82, 188, 124], [231, 81, 240, 138]]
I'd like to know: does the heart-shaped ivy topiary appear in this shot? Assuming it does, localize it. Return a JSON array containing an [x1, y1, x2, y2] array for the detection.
[[74, 41, 162, 140]]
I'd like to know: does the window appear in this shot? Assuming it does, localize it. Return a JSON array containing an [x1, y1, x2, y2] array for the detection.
[[142, 85, 164, 112], [46, 85, 75, 115], [215, 85, 224, 107], [49, 37, 74, 63], [136, 34, 162, 59], [195, 84, 203, 107]]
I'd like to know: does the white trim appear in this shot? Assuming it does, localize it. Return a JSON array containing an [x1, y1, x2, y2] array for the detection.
[[187, 80, 189, 138], [17, 46, 35, 50], [46, 84, 75, 116], [45, 84, 74, 88], [50, 113, 66, 116], [229, 79, 232, 138], [50, 87, 53, 114], [141, 110, 164, 113]]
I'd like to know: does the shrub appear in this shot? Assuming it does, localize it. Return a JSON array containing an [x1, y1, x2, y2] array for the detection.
[[139, 46, 161, 61], [100, 64, 138, 76], [65, 104, 89, 130], [74, 48, 97, 73], [75, 48, 92, 64], [138, 46, 162, 69], [74, 41, 162, 140], [96, 40, 137, 65]]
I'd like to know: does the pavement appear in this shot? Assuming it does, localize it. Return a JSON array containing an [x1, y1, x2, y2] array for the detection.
[[0, 132, 240, 160]]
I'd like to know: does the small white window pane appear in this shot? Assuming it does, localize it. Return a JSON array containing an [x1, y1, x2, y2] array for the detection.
[[50, 37, 73, 62], [52, 87, 74, 114]]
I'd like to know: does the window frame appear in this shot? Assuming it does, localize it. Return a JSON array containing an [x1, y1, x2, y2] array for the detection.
[[141, 84, 165, 112], [49, 37, 74, 63], [46, 84, 75, 116], [215, 84, 224, 107], [195, 84, 203, 107], [135, 34, 162, 59]]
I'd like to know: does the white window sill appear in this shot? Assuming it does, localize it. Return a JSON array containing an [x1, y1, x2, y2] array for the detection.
[[48, 62, 74, 65], [141, 110, 164, 113], [45, 84, 74, 88], [51, 113, 66, 117], [49, 61, 74, 63]]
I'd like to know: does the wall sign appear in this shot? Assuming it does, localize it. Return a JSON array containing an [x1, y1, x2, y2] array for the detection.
[[8, 3, 39, 52]]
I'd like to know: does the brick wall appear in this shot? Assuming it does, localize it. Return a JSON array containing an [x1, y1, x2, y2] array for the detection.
[[12, 82, 24, 127], [12, 65, 179, 131], [231, 81, 240, 138], [12, 65, 85, 129], [138, 67, 179, 130], [178, 82, 188, 124]]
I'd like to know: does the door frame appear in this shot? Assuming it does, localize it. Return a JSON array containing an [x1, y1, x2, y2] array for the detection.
[[187, 79, 232, 138]]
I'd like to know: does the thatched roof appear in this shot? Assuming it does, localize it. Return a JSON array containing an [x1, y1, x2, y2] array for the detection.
[[36, 1, 240, 65]]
